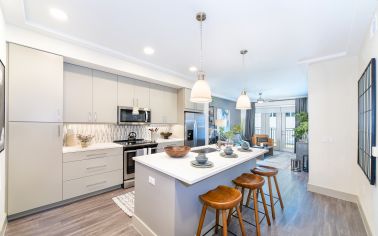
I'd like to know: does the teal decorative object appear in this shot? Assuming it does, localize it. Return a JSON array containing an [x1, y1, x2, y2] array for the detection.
[[241, 141, 250, 150], [224, 146, 234, 155]]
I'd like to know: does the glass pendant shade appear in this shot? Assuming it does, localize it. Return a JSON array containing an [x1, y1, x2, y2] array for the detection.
[[236, 91, 251, 109], [190, 72, 212, 103]]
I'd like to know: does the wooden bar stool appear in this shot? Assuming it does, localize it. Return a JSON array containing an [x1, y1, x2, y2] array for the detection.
[[230, 173, 270, 236], [196, 185, 246, 236], [251, 165, 284, 220]]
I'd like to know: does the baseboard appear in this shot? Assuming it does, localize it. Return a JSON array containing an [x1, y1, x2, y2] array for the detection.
[[356, 197, 373, 236], [0, 213, 7, 236], [132, 214, 157, 236], [307, 183, 358, 203]]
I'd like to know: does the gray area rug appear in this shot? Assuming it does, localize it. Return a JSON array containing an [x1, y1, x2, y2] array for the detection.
[[113, 191, 135, 217], [257, 151, 294, 169]]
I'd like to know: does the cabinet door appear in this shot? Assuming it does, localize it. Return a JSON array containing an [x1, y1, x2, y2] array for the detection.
[[117, 76, 134, 107], [165, 87, 178, 123], [63, 64, 93, 122], [184, 88, 196, 110], [93, 70, 118, 123], [150, 85, 165, 123], [134, 80, 150, 109], [8, 122, 63, 215], [8, 43, 63, 122]]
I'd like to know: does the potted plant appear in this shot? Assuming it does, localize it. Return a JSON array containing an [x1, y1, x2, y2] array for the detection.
[[294, 112, 308, 142]]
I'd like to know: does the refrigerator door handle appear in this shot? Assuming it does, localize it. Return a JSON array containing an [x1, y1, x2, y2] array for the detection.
[[193, 120, 198, 147]]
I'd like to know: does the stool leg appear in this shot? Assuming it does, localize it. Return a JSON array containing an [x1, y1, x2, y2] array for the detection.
[[259, 187, 271, 226], [196, 204, 207, 236], [240, 187, 245, 212], [267, 176, 276, 220], [253, 190, 261, 236], [273, 175, 284, 209], [215, 209, 219, 234], [236, 206, 246, 236], [246, 189, 252, 207], [227, 207, 233, 225], [222, 210, 228, 236]]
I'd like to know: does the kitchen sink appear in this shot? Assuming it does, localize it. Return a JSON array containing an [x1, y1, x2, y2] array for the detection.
[[191, 147, 218, 154]]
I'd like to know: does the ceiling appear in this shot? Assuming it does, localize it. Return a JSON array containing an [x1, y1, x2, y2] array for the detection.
[[1, 0, 377, 100]]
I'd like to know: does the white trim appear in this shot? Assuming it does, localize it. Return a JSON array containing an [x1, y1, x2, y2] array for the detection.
[[356, 197, 373, 236], [297, 52, 347, 65], [307, 183, 357, 202], [0, 213, 7, 236]]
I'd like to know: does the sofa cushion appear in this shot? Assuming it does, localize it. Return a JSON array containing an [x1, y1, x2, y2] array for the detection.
[[257, 137, 269, 143]]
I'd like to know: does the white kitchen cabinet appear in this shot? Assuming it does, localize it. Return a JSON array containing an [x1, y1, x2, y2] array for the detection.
[[8, 122, 63, 215], [181, 88, 204, 112], [8, 43, 63, 122], [150, 84, 177, 124], [92, 70, 118, 123], [118, 76, 150, 109], [63, 63, 93, 122]]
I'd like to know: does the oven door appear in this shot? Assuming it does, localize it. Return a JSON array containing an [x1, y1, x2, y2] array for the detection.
[[118, 106, 151, 125]]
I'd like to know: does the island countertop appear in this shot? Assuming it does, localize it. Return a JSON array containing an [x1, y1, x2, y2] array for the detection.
[[133, 146, 267, 185]]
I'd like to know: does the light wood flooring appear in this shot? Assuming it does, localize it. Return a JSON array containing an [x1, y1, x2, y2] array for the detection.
[[5, 169, 367, 236]]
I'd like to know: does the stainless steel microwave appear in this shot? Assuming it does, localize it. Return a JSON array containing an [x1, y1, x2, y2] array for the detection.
[[117, 106, 151, 125]]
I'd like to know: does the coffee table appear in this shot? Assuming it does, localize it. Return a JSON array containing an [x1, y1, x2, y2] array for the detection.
[[252, 145, 274, 157]]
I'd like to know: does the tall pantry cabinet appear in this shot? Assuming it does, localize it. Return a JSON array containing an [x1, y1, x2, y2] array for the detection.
[[7, 43, 64, 215]]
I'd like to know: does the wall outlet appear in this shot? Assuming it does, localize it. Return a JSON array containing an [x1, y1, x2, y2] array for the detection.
[[148, 176, 155, 186]]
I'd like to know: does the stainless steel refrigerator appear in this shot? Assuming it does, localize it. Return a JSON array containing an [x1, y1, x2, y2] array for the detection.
[[184, 112, 206, 147]]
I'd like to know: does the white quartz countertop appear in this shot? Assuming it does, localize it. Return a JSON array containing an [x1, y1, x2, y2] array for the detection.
[[156, 138, 184, 143], [133, 145, 267, 185], [63, 143, 123, 154]]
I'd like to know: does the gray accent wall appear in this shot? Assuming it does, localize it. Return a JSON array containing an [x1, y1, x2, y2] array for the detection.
[[210, 97, 241, 127]]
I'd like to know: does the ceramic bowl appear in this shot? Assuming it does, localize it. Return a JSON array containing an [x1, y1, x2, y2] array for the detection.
[[224, 146, 234, 155], [164, 146, 191, 158], [195, 153, 208, 164]]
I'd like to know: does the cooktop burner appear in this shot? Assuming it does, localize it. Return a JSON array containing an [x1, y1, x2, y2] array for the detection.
[[114, 139, 158, 148]]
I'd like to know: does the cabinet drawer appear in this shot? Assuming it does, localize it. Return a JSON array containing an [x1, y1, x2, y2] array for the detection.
[[63, 155, 122, 181], [63, 148, 122, 163], [63, 169, 122, 200]]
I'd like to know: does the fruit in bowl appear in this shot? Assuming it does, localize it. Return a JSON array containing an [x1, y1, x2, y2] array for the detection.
[[164, 146, 191, 158], [160, 132, 173, 139]]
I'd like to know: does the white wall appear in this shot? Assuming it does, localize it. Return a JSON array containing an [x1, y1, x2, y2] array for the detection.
[[0, 5, 6, 235], [308, 56, 359, 196], [355, 12, 378, 235]]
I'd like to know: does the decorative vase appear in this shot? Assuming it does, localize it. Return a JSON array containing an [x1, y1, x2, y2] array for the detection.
[[241, 141, 250, 150], [224, 146, 234, 155]]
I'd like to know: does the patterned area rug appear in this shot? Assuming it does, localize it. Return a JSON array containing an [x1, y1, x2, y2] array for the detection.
[[112, 191, 135, 217], [257, 151, 294, 170]]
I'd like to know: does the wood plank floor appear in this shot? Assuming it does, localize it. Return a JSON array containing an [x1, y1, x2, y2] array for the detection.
[[5, 169, 367, 236]]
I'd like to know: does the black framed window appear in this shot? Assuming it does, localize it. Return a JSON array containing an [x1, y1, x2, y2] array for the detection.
[[358, 58, 376, 185]]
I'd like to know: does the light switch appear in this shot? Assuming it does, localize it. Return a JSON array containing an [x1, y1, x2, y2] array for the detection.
[[148, 176, 156, 186], [372, 146, 378, 157]]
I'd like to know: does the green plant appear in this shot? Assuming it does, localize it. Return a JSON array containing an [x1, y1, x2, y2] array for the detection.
[[224, 130, 234, 141], [294, 112, 308, 140], [232, 124, 242, 134]]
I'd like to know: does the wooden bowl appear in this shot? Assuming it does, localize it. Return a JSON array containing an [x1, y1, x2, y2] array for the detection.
[[164, 146, 191, 158]]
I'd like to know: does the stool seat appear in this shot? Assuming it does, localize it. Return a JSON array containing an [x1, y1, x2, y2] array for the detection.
[[252, 165, 278, 177], [233, 173, 265, 189], [200, 185, 242, 210]]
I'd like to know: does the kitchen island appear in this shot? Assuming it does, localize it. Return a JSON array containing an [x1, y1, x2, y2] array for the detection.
[[132, 146, 267, 236]]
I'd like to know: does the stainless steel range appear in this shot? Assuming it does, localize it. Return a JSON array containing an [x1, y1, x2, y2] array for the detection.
[[114, 132, 158, 188]]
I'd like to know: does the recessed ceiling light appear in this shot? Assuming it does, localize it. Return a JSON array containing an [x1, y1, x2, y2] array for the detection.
[[49, 8, 68, 21], [189, 66, 198, 72], [143, 47, 155, 55]]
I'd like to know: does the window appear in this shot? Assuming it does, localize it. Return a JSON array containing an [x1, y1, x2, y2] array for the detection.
[[255, 113, 262, 134]]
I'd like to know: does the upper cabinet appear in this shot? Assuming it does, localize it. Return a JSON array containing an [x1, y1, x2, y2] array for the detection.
[[117, 76, 150, 109], [8, 43, 63, 122], [63, 64, 117, 123], [179, 88, 204, 112], [150, 85, 177, 124], [92, 70, 118, 123], [64, 64, 93, 123]]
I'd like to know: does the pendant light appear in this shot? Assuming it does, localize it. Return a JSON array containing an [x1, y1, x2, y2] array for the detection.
[[190, 12, 212, 103], [236, 50, 251, 109]]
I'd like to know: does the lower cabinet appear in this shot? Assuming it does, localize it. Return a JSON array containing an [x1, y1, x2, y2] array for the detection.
[[8, 122, 63, 215], [63, 147, 123, 200]]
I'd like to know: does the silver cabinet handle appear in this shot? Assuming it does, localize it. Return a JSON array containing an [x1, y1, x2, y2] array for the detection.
[[94, 112, 97, 122], [86, 153, 107, 157], [86, 181, 107, 188], [86, 165, 107, 170], [88, 112, 92, 122], [58, 125, 61, 137], [124, 150, 137, 154]]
